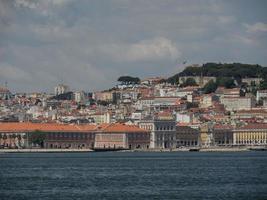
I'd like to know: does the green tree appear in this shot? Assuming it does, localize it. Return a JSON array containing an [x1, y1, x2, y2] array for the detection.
[[29, 130, 46, 148], [170, 63, 266, 80], [97, 100, 109, 106], [181, 78, 198, 87], [203, 80, 217, 94], [260, 80, 267, 90], [216, 77, 235, 88], [166, 75, 179, 85], [117, 76, 140, 85]]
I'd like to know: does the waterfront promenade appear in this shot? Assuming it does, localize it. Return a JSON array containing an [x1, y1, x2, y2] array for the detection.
[[0, 148, 93, 153], [1, 146, 263, 153]]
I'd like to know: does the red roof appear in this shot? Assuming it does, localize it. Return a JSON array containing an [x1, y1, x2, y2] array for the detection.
[[236, 123, 267, 130], [214, 124, 233, 130], [0, 123, 97, 133], [101, 123, 148, 133], [0, 122, 147, 133]]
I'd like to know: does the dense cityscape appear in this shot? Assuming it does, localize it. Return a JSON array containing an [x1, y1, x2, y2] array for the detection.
[[1, 63, 267, 151]]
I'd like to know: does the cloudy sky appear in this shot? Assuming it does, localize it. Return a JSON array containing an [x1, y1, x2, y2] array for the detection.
[[0, 0, 267, 93]]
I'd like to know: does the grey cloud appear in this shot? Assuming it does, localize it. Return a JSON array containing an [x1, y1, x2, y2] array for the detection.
[[0, 0, 267, 92], [0, 63, 31, 81]]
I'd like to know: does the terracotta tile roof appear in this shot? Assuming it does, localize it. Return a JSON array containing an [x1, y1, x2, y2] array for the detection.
[[213, 124, 233, 130], [0, 122, 97, 133], [176, 122, 190, 126], [236, 109, 267, 114], [0, 122, 148, 133], [236, 123, 267, 130]]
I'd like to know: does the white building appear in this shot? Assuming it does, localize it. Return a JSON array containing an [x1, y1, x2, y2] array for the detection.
[[54, 84, 69, 96], [74, 91, 86, 103], [175, 88, 195, 98], [176, 113, 192, 123], [221, 96, 256, 111], [179, 76, 216, 87], [139, 97, 154, 109], [200, 94, 213, 108], [242, 78, 262, 86], [256, 90, 267, 102], [139, 114, 176, 149]]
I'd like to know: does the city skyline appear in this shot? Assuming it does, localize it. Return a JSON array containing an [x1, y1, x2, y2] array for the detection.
[[0, 0, 267, 93]]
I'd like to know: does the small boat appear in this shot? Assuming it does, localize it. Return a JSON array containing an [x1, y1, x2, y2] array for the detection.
[[248, 147, 267, 151], [92, 147, 127, 152], [189, 148, 200, 152]]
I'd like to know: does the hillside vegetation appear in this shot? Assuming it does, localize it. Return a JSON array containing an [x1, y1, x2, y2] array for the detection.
[[167, 63, 267, 85]]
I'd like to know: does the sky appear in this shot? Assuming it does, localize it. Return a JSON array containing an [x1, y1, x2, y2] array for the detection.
[[0, 0, 267, 93]]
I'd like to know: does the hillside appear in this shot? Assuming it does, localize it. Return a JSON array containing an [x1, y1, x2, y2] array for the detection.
[[167, 63, 267, 84]]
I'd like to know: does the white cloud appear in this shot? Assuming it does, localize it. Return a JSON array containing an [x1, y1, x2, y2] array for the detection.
[[244, 22, 267, 33], [14, 0, 73, 16], [100, 37, 181, 62], [14, 0, 37, 9]]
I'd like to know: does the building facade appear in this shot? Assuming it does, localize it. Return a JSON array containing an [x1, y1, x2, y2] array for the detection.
[[233, 124, 267, 145], [139, 114, 176, 149], [256, 90, 267, 102], [176, 126, 199, 147], [94, 123, 150, 150], [0, 122, 149, 150], [221, 97, 256, 111], [213, 125, 233, 146], [54, 84, 69, 96]]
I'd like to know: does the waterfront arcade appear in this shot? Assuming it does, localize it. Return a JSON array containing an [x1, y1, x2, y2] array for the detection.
[[139, 114, 176, 149], [213, 125, 233, 146], [94, 123, 150, 150], [233, 124, 267, 145], [0, 123, 149, 150], [0, 123, 96, 149], [176, 126, 200, 147]]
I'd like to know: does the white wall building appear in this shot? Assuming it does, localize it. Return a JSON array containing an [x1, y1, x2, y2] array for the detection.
[[176, 113, 192, 123], [74, 91, 86, 103], [256, 90, 267, 102], [139, 116, 176, 149], [54, 84, 69, 96], [221, 96, 256, 111]]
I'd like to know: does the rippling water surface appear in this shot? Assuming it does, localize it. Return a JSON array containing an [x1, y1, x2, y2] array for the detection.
[[0, 151, 267, 200]]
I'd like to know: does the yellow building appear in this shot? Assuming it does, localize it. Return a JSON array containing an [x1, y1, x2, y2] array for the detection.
[[233, 124, 267, 145], [101, 91, 113, 102], [200, 125, 213, 147]]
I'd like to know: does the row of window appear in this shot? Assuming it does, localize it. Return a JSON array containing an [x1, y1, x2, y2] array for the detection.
[[128, 134, 149, 139], [157, 135, 174, 141], [47, 133, 94, 139], [236, 140, 267, 144], [177, 141, 198, 146], [140, 124, 176, 131], [156, 126, 175, 131]]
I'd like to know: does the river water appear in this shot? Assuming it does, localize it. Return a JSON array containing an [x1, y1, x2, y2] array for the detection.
[[0, 151, 267, 200]]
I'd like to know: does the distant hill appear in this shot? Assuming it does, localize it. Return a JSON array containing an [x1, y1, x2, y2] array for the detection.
[[167, 63, 267, 84]]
